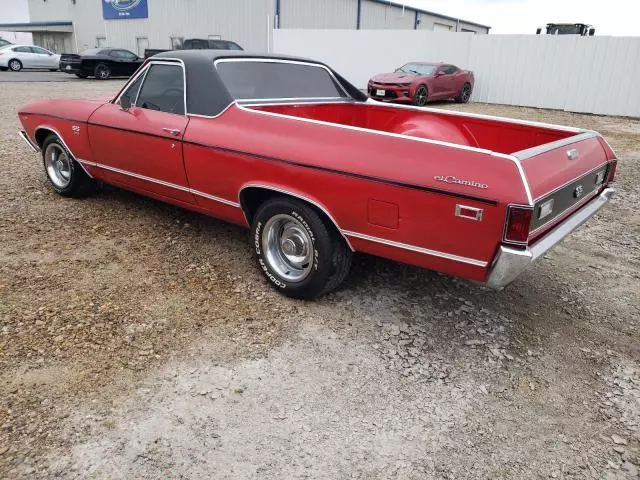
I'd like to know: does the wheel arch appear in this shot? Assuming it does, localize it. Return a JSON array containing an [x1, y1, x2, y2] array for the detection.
[[34, 125, 94, 179], [238, 184, 354, 251]]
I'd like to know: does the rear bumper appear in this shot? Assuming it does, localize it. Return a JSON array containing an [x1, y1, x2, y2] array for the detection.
[[486, 186, 616, 289], [59, 63, 83, 74]]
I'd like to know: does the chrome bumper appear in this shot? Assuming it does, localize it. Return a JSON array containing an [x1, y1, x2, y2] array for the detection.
[[486, 186, 616, 289], [19, 130, 40, 152]]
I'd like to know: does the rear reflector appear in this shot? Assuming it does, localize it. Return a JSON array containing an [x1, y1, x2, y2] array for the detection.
[[504, 206, 533, 244]]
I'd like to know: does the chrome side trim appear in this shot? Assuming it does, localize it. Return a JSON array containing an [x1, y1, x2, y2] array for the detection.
[[487, 187, 616, 288], [512, 131, 599, 161], [77, 159, 241, 208], [366, 98, 585, 134], [238, 183, 355, 251], [192, 189, 242, 208], [238, 103, 533, 206], [342, 230, 488, 267], [34, 125, 94, 179], [18, 130, 40, 152]]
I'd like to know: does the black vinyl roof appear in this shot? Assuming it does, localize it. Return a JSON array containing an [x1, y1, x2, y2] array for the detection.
[[152, 50, 366, 117]]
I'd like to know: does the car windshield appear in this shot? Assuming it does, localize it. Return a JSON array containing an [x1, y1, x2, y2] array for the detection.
[[397, 63, 436, 76], [216, 60, 347, 101], [0, 45, 13, 50]]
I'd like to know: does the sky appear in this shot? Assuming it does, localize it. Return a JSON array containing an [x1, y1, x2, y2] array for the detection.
[[401, 0, 640, 36]]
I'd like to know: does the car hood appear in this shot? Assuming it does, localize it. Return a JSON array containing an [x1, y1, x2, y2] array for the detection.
[[370, 72, 421, 84]]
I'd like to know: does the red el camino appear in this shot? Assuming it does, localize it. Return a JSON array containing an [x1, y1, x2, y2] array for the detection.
[[369, 62, 474, 106], [17, 51, 616, 299]]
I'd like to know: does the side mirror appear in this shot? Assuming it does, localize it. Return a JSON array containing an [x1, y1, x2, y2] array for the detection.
[[588, 28, 595, 36], [120, 95, 132, 111], [536, 28, 542, 34]]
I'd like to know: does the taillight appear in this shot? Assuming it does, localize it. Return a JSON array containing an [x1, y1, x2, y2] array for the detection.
[[607, 159, 617, 182], [504, 205, 533, 244]]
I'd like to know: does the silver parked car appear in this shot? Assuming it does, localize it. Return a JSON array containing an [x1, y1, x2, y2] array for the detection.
[[0, 45, 60, 72]]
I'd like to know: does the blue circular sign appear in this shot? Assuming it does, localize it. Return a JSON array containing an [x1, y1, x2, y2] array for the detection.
[[107, 0, 142, 12]]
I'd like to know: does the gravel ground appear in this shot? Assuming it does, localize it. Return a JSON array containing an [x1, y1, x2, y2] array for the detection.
[[1, 83, 639, 479]]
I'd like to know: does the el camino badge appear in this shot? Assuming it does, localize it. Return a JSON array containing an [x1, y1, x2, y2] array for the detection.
[[434, 175, 488, 189]]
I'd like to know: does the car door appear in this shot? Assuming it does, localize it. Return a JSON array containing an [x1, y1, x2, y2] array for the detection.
[[120, 49, 143, 76], [439, 65, 458, 96], [87, 62, 194, 203], [31, 46, 58, 69]]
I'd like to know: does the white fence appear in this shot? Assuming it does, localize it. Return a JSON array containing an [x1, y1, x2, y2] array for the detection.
[[273, 29, 640, 117]]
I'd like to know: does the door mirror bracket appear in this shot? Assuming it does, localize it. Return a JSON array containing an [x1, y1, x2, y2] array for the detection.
[[120, 95, 132, 111]]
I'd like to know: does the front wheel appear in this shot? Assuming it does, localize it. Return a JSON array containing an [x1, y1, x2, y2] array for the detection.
[[42, 134, 95, 197], [251, 198, 352, 300], [413, 84, 428, 106], [455, 83, 472, 103], [94, 63, 111, 80]]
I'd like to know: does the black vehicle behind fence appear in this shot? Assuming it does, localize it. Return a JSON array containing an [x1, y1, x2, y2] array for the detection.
[[59, 48, 143, 79], [143, 38, 243, 59]]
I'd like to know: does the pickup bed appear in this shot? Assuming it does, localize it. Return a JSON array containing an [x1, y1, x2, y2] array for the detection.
[[17, 51, 616, 299]]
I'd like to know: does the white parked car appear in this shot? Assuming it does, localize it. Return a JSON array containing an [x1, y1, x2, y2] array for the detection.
[[0, 45, 60, 72]]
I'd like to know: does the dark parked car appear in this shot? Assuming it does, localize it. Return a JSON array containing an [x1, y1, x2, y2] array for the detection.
[[59, 48, 143, 79], [144, 38, 243, 59], [368, 62, 474, 106]]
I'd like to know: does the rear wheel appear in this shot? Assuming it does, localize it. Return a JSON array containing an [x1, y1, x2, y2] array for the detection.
[[8, 59, 22, 72], [455, 83, 472, 103], [94, 63, 111, 80], [42, 134, 94, 197], [251, 198, 352, 300], [413, 84, 428, 106]]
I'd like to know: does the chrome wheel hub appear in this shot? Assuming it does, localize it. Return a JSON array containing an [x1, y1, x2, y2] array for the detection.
[[262, 214, 313, 282], [44, 143, 72, 188]]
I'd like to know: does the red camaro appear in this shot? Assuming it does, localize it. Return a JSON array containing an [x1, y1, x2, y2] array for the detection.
[[368, 62, 474, 106], [17, 51, 616, 299]]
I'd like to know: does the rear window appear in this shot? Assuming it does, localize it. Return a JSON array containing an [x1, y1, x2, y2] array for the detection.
[[216, 61, 347, 101]]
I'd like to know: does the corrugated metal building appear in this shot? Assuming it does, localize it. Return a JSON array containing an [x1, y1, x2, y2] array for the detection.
[[0, 0, 489, 54]]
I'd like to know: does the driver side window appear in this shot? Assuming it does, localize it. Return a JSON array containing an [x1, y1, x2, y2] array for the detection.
[[135, 64, 185, 115]]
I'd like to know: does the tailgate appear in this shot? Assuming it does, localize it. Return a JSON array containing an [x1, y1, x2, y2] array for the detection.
[[515, 132, 614, 239]]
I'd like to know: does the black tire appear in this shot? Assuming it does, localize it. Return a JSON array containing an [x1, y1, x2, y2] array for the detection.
[[251, 198, 352, 300], [49, 69, 58, 72], [94, 63, 111, 80], [0, 67, 8, 71], [41, 134, 94, 197], [455, 83, 472, 103], [413, 84, 428, 106], [75, 72, 88, 79], [8, 59, 22, 72]]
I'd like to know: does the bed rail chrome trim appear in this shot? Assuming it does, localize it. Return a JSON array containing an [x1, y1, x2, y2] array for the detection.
[[238, 183, 354, 251], [77, 159, 241, 208], [342, 230, 488, 267], [487, 186, 615, 288], [18, 130, 40, 152], [366, 99, 585, 134], [34, 125, 94, 179], [512, 131, 599, 161]]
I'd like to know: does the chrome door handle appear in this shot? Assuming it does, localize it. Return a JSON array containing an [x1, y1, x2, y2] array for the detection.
[[162, 128, 181, 136]]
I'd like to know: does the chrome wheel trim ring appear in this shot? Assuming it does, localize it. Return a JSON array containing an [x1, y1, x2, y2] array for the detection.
[[262, 214, 313, 282], [44, 143, 72, 189]]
